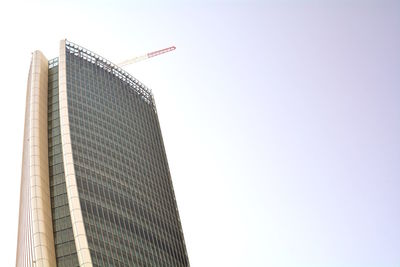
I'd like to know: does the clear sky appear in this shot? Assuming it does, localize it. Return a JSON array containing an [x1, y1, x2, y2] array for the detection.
[[1, 0, 399, 266]]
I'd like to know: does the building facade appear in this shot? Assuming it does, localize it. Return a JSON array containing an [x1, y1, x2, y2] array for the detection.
[[16, 40, 189, 267]]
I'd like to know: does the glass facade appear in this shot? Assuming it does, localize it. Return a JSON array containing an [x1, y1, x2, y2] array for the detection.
[[62, 43, 189, 266], [48, 58, 80, 266]]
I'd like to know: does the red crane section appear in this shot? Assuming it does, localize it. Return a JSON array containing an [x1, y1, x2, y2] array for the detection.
[[118, 46, 176, 67]]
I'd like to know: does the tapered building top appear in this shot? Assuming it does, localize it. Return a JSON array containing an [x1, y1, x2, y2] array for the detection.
[[16, 40, 189, 267]]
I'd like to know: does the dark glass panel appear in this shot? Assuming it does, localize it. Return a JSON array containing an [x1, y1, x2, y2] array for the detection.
[[65, 46, 189, 266], [48, 62, 79, 266]]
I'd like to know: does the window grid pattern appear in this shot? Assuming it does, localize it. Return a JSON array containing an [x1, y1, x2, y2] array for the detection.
[[48, 62, 80, 267], [65, 40, 155, 109], [65, 51, 189, 266]]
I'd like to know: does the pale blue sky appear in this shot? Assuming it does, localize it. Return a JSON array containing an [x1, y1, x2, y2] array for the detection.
[[1, 0, 399, 266]]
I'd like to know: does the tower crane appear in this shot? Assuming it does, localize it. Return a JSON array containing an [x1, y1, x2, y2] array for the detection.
[[118, 46, 176, 67]]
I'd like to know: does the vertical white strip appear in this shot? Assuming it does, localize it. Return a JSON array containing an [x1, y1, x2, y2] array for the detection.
[[59, 39, 93, 267], [16, 51, 57, 267], [16, 61, 33, 267], [30, 51, 56, 267]]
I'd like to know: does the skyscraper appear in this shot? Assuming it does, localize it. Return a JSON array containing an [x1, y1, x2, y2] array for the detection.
[[16, 40, 189, 267]]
